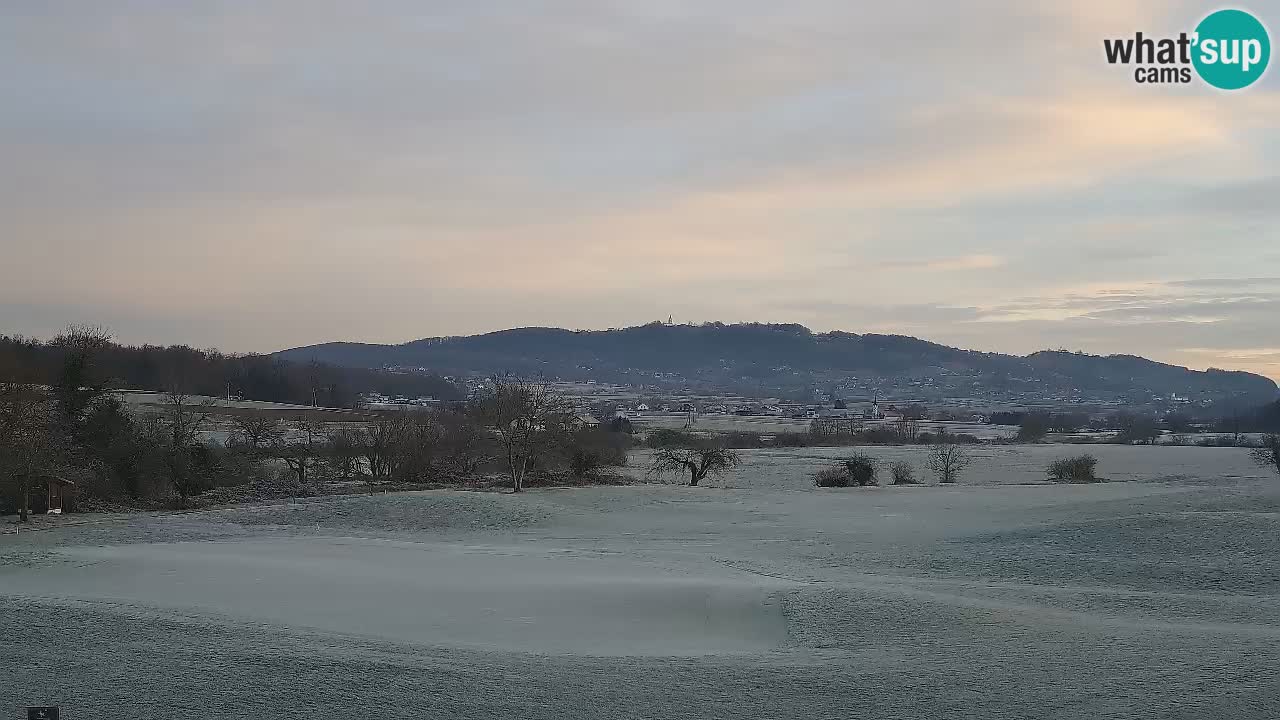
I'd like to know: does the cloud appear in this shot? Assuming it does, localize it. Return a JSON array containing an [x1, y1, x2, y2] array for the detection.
[[1181, 176, 1280, 218], [1166, 277, 1280, 288], [0, 0, 1277, 381], [880, 255, 1007, 271], [1176, 347, 1280, 381], [922, 279, 1280, 377]]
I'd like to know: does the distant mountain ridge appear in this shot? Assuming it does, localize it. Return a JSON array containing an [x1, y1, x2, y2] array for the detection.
[[275, 322, 1277, 406]]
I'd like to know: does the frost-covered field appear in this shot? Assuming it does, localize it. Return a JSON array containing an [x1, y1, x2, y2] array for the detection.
[[2, 445, 1278, 719], [636, 443, 1266, 487]]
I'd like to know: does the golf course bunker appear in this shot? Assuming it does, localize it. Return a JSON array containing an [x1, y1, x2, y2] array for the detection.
[[9, 537, 794, 656]]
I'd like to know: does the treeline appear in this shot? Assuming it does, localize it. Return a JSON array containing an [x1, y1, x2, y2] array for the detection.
[[644, 423, 981, 451], [1251, 401, 1280, 432], [227, 401, 631, 494], [992, 402, 1280, 436], [991, 411, 1090, 431], [1003, 404, 1280, 444], [1, 360, 632, 518], [0, 328, 463, 407]]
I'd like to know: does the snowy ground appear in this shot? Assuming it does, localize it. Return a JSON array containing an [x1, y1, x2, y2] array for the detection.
[[636, 442, 1266, 487], [115, 391, 327, 412], [2, 446, 1278, 718]]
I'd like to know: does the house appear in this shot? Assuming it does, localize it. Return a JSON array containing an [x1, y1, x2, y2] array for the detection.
[[635, 403, 650, 412]]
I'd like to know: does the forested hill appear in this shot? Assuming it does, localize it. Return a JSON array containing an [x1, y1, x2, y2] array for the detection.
[[276, 322, 1278, 406], [0, 334, 464, 407]]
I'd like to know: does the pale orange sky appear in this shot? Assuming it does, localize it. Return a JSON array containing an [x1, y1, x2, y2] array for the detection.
[[1, 1, 1278, 379]]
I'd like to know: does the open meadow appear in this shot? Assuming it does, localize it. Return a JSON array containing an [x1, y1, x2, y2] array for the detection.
[[3, 444, 1278, 719]]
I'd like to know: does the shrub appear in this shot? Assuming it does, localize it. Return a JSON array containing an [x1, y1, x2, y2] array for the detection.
[[1250, 435, 1280, 476], [918, 431, 981, 445], [213, 449, 269, 488], [1112, 414, 1160, 445], [1046, 454, 1099, 483], [724, 431, 765, 449], [854, 427, 899, 444], [646, 428, 699, 449], [889, 461, 917, 485], [570, 448, 605, 478], [1017, 412, 1050, 442], [570, 428, 630, 467], [1198, 435, 1242, 447], [843, 453, 878, 486], [771, 431, 810, 447], [813, 467, 850, 488]]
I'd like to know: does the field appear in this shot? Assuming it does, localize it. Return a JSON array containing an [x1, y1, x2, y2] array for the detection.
[[3, 445, 1278, 718], [634, 412, 1018, 439], [635, 443, 1265, 486]]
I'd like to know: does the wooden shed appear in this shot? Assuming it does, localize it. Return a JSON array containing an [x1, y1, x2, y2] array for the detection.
[[32, 475, 77, 514]]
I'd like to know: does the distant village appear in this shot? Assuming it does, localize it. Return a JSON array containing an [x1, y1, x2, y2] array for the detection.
[[361, 372, 1208, 431]]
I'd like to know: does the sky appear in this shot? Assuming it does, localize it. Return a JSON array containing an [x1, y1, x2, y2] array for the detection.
[[2, 1, 1279, 379]]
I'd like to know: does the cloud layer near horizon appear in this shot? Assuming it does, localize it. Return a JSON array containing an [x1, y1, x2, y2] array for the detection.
[[2, 1, 1278, 378]]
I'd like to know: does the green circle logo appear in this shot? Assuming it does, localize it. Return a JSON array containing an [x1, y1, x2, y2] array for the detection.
[[1192, 9, 1271, 90]]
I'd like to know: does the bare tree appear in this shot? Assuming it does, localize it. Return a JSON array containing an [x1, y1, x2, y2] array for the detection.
[[51, 324, 112, 424], [649, 446, 740, 487], [325, 427, 364, 480], [276, 415, 326, 484], [901, 404, 929, 421], [391, 413, 441, 484], [1114, 412, 1160, 445], [1251, 435, 1280, 476], [927, 442, 972, 484], [1222, 411, 1247, 447], [470, 376, 573, 492], [360, 414, 408, 485], [893, 417, 921, 443], [435, 408, 483, 475], [1017, 412, 1051, 443], [0, 383, 57, 521], [160, 387, 214, 503], [347, 409, 483, 487], [229, 415, 283, 453]]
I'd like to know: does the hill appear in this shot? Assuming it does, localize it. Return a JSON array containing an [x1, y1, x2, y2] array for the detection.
[[275, 322, 1277, 407], [0, 334, 464, 407]]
